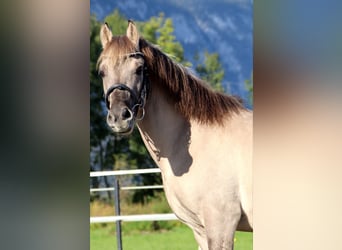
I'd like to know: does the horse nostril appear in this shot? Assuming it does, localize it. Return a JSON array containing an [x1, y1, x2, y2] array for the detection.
[[121, 108, 133, 120], [107, 113, 117, 124]]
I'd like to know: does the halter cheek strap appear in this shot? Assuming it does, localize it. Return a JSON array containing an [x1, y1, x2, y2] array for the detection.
[[132, 84, 147, 121]]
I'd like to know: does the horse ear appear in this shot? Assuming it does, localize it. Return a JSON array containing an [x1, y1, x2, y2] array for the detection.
[[126, 20, 140, 50], [100, 23, 112, 48]]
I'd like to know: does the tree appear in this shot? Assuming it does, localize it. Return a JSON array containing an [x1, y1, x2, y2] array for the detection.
[[103, 9, 128, 36], [195, 51, 225, 92], [157, 17, 185, 63], [142, 13, 188, 65], [90, 14, 121, 200], [245, 72, 253, 107], [140, 15, 161, 44]]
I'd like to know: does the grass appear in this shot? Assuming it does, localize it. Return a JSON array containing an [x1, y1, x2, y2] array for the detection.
[[91, 223, 252, 250], [234, 231, 253, 250], [91, 223, 197, 250], [90, 197, 252, 249]]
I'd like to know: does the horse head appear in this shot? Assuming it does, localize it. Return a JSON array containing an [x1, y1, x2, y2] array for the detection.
[[98, 21, 147, 135]]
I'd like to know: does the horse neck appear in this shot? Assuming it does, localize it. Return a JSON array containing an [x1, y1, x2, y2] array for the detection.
[[136, 80, 191, 170]]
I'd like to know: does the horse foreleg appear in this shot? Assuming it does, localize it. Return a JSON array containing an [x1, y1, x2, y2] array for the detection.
[[206, 222, 239, 250], [193, 228, 208, 250], [204, 205, 241, 250]]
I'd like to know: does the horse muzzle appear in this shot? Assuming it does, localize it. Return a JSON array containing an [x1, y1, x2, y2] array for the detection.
[[107, 107, 135, 135]]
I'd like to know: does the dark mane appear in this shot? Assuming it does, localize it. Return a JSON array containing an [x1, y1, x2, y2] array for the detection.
[[139, 38, 245, 125]]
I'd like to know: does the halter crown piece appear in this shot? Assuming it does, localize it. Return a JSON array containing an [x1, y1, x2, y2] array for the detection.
[[104, 52, 149, 121]]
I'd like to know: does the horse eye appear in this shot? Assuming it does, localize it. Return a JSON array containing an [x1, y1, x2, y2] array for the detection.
[[136, 66, 143, 75], [98, 70, 105, 78]]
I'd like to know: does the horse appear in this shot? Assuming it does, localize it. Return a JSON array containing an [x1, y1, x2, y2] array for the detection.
[[97, 20, 252, 250]]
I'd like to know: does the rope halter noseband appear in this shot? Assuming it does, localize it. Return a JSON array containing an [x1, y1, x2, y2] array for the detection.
[[104, 52, 149, 121]]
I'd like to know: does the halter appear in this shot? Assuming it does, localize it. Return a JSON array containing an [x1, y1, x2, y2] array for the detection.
[[105, 52, 149, 121]]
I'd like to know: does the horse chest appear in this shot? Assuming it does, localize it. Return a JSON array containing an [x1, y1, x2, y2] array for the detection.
[[166, 190, 204, 229], [159, 167, 207, 226]]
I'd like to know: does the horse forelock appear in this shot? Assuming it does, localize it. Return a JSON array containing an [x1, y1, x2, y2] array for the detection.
[[97, 35, 137, 69]]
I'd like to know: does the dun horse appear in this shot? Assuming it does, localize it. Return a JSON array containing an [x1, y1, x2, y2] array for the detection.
[[97, 21, 252, 250]]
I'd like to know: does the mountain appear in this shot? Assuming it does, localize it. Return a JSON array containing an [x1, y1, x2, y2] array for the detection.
[[90, 0, 253, 102]]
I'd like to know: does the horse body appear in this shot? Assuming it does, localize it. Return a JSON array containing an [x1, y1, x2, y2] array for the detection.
[[97, 21, 252, 250], [137, 84, 252, 249]]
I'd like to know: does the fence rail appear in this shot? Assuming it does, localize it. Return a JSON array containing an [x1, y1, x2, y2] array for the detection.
[[90, 168, 161, 177], [90, 185, 164, 192], [90, 213, 178, 223]]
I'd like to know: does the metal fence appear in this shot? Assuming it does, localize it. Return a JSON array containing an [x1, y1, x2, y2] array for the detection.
[[90, 169, 178, 250]]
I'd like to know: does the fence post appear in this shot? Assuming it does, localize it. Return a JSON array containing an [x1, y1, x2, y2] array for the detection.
[[113, 177, 123, 250]]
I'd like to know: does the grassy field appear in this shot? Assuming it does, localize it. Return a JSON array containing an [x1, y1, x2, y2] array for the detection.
[[91, 198, 252, 249], [91, 223, 252, 250]]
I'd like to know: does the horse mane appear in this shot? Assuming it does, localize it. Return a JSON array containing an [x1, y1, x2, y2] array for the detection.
[[139, 38, 245, 125], [98, 35, 245, 125]]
